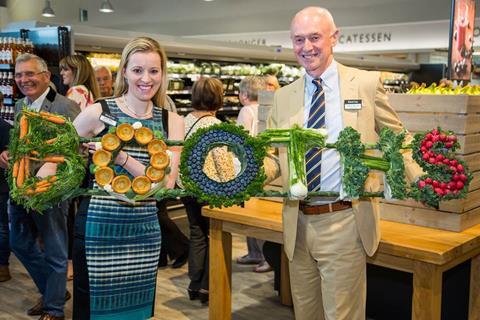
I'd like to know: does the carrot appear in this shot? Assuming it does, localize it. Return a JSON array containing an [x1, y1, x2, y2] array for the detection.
[[31, 150, 40, 156], [34, 186, 50, 193], [45, 117, 66, 124], [45, 138, 58, 144], [42, 156, 65, 163], [25, 186, 50, 195], [35, 181, 51, 188], [23, 111, 65, 124], [12, 160, 19, 178], [16, 158, 25, 188], [28, 156, 65, 163], [22, 110, 37, 117], [35, 176, 56, 188], [19, 115, 28, 138], [43, 115, 66, 124], [24, 157, 30, 179], [35, 180, 48, 187]]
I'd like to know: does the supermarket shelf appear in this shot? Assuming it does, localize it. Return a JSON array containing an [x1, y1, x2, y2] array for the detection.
[[176, 105, 240, 116], [167, 90, 191, 95], [0, 64, 14, 70]]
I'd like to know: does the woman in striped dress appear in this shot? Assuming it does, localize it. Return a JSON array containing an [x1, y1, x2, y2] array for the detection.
[[72, 37, 184, 320]]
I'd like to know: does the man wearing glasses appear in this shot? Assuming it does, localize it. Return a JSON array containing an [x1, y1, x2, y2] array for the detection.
[[9, 53, 79, 320]]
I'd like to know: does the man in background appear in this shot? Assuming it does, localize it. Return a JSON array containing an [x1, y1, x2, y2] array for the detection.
[[9, 53, 80, 320], [94, 65, 113, 97]]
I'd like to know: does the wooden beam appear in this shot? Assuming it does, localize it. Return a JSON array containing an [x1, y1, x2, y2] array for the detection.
[[469, 254, 480, 320], [412, 261, 442, 320], [209, 219, 232, 320]]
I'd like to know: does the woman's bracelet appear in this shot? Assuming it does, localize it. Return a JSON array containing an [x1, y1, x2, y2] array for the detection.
[[121, 153, 129, 167]]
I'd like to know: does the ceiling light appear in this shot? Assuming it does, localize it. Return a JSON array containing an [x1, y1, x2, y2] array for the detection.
[[99, 0, 115, 13], [203, 0, 215, 2], [42, 0, 56, 17]]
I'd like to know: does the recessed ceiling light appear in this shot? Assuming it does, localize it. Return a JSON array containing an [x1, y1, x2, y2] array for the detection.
[[42, 0, 56, 17], [203, 0, 215, 2], [99, 0, 115, 13]]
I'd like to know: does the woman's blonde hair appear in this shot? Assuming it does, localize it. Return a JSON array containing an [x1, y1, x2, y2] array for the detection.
[[59, 54, 100, 100], [114, 37, 168, 108]]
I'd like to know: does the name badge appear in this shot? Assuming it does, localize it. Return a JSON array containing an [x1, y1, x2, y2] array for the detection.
[[99, 112, 117, 127], [344, 99, 362, 110]]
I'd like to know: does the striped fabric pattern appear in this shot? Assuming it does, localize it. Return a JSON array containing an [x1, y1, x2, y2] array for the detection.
[[305, 79, 325, 192], [85, 99, 163, 320]]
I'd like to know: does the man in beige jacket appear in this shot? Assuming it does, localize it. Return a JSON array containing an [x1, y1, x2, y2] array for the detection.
[[268, 7, 422, 320]]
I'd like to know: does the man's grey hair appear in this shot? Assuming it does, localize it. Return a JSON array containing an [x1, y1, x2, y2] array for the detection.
[[15, 53, 49, 72], [239, 76, 267, 102], [94, 65, 113, 78]]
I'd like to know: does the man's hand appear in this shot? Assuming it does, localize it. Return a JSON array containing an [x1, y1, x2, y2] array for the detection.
[[36, 162, 58, 178], [0, 150, 10, 169]]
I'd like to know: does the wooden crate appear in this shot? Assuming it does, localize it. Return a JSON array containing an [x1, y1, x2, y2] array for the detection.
[[381, 94, 480, 232], [380, 201, 480, 232]]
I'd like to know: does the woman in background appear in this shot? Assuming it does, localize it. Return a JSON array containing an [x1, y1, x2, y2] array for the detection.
[[181, 77, 235, 305], [72, 37, 183, 319], [60, 54, 100, 110], [235, 76, 272, 273], [60, 54, 101, 281], [265, 74, 281, 91]]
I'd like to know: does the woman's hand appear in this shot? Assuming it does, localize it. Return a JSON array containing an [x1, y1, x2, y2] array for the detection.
[[0, 150, 10, 169], [83, 141, 100, 154], [114, 151, 129, 167]]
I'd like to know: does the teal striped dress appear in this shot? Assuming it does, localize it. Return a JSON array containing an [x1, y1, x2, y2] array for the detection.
[[85, 99, 163, 320]]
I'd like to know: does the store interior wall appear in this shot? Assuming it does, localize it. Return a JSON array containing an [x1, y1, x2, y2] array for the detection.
[[5, 0, 457, 37], [4, 0, 480, 79], [0, 1, 8, 29]]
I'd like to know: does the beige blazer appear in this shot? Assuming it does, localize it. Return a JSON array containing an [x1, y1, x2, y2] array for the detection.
[[269, 63, 422, 260]]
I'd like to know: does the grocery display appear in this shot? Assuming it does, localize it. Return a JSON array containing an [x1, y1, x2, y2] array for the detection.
[[410, 128, 472, 207], [166, 60, 303, 115], [407, 81, 480, 94], [0, 27, 72, 122], [89, 121, 170, 197], [180, 122, 266, 208], [8, 109, 85, 212], [86, 52, 121, 72], [9, 109, 472, 212], [85, 52, 303, 116], [0, 37, 35, 121]]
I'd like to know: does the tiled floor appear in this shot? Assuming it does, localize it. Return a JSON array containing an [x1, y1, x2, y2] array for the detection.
[[0, 209, 294, 320]]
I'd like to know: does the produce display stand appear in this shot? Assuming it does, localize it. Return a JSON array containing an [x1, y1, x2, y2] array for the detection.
[[203, 198, 480, 320], [382, 94, 480, 231]]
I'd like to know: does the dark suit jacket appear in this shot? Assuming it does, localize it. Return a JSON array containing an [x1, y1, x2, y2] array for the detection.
[[15, 87, 81, 121], [0, 119, 12, 193]]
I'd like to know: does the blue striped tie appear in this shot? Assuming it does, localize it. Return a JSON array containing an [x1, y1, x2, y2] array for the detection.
[[305, 79, 325, 192]]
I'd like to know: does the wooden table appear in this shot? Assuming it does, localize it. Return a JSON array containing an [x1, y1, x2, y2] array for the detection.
[[203, 198, 480, 320]]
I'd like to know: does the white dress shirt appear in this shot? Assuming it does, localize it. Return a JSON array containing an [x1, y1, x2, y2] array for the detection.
[[303, 60, 344, 199], [25, 87, 50, 112]]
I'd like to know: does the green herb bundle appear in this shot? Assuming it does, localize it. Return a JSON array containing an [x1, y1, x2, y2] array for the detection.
[[378, 128, 407, 199], [334, 127, 370, 199]]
